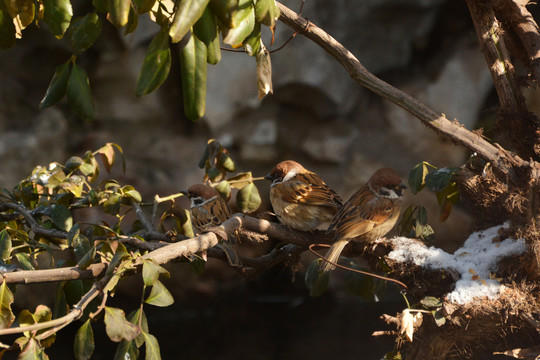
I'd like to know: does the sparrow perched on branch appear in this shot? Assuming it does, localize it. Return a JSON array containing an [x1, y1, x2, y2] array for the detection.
[[320, 167, 406, 273], [183, 184, 240, 267], [265, 160, 343, 231]]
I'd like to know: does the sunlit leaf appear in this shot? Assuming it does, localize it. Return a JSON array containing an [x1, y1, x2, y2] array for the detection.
[[113, 340, 139, 360], [104, 307, 139, 342], [236, 182, 261, 213], [68, 12, 102, 52], [242, 21, 260, 56], [15, 253, 35, 270], [0, 229, 12, 261], [222, 2, 254, 46], [193, 6, 220, 64], [180, 32, 207, 120], [64, 156, 84, 171], [50, 204, 73, 231], [425, 167, 458, 192], [103, 193, 122, 215], [6, 0, 35, 28], [135, 28, 171, 96], [74, 319, 94, 360], [123, 7, 138, 35], [304, 259, 329, 297], [142, 259, 170, 286], [19, 338, 49, 360], [421, 296, 442, 308], [43, 0, 73, 38], [254, 0, 279, 27], [145, 280, 174, 307], [126, 308, 148, 347], [432, 310, 446, 327], [256, 41, 272, 99], [408, 162, 429, 195], [168, 0, 210, 43], [0, 282, 14, 329], [0, 0, 16, 49], [227, 172, 252, 189], [39, 60, 71, 108], [217, 153, 235, 172], [142, 332, 161, 360], [67, 62, 95, 121], [107, 0, 130, 27], [214, 180, 231, 200]]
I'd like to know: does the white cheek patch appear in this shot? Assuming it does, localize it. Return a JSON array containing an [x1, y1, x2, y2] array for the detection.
[[282, 170, 298, 183]]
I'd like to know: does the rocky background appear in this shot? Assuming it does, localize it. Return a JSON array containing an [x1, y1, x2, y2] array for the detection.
[[1, 0, 537, 358]]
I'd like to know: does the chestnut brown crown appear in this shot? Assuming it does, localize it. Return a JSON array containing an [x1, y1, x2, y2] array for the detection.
[[368, 167, 406, 198], [185, 184, 220, 201], [264, 160, 306, 184]]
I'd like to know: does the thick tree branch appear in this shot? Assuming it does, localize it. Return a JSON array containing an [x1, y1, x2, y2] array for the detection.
[[276, 2, 540, 178]]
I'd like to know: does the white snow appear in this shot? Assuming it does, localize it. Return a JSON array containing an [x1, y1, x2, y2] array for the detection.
[[387, 223, 527, 304]]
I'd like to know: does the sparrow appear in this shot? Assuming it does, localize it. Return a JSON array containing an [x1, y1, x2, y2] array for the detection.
[[183, 184, 240, 267], [320, 167, 406, 273], [265, 160, 343, 231]]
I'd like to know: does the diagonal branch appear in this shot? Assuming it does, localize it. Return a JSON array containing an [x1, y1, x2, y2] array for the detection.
[[275, 2, 539, 178]]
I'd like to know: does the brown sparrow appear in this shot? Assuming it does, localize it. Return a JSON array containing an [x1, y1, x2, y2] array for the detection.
[[184, 184, 240, 266], [265, 160, 343, 231], [320, 167, 406, 273]]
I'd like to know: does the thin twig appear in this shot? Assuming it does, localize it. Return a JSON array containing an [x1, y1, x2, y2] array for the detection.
[[308, 244, 408, 290]]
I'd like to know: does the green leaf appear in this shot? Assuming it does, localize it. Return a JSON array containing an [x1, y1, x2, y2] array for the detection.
[[168, 0, 210, 43], [0, 229, 12, 261], [142, 259, 170, 286], [256, 41, 272, 99], [217, 153, 235, 172], [74, 320, 94, 360], [0, 0, 16, 49], [5, 0, 35, 28], [92, 0, 108, 12], [53, 282, 68, 319], [254, 0, 279, 27], [142, 332, 161, 360], [19, 337, 49, 360], [193, 6, 221, 64], [68, 13, 102, 52], [144, 280, 174, 307], [420, 296, 442, 309], [236, 182, 261, 213], [126, 308, 148, 347], [344, 270, 375, 301], [50, 204, 73, 231], [408, 162, 429, 195], [304, 259, 329, 297], [63, 280, 85, 306], [214, 180, 231, 200], [123, 6, 138, 35], [15, 253, 35, 270], [107, 0, 130, 27], [104, 307, 139, 342], [113, 340, 139, 360], [103, 193, 122, 215], [227, 171, 252, 189], [67, 62, 95, 121], [180, 33, 207, 120], [135, 29, 171, 96], [425, 168, 457, 193], [432, 310, 446, 327], [132, 0, 155, 14], [222, 2, 254, 46], [0, 282, 14, 329], [188, 256, 205, 275], [64, 156, 84, 171], [39, 60, 71, 108], [43, 0, 73, 38], [242, 21, 260, 56]]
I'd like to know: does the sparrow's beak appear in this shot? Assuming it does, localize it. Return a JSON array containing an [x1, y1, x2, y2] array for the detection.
[[180, 190, 189, 196], [399, 183, 407, 190], [264, 174, 273, 181]]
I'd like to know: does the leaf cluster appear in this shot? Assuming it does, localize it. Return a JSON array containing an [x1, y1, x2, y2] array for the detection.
[[1, 0, 280, 121]]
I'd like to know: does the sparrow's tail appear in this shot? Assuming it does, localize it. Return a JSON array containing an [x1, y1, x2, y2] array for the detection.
[[319, 239, 349, 273]]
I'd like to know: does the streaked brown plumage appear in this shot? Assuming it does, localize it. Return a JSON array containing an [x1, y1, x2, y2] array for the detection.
[[265, 160, 343, 231], [184, 184, 239, 266], [320, 167, 406, 273]]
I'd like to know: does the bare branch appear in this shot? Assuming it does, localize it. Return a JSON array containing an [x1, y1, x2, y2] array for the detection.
[[275, 2, 536, 177]]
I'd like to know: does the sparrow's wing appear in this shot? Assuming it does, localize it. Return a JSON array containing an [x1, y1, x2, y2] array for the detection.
[[328, 190, 395, 239], [278, 172, 343, 207], [191, 197, 231, 231]]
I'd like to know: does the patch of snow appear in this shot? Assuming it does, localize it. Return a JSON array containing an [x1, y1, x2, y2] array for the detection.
[[387, 223, 527, 304]]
